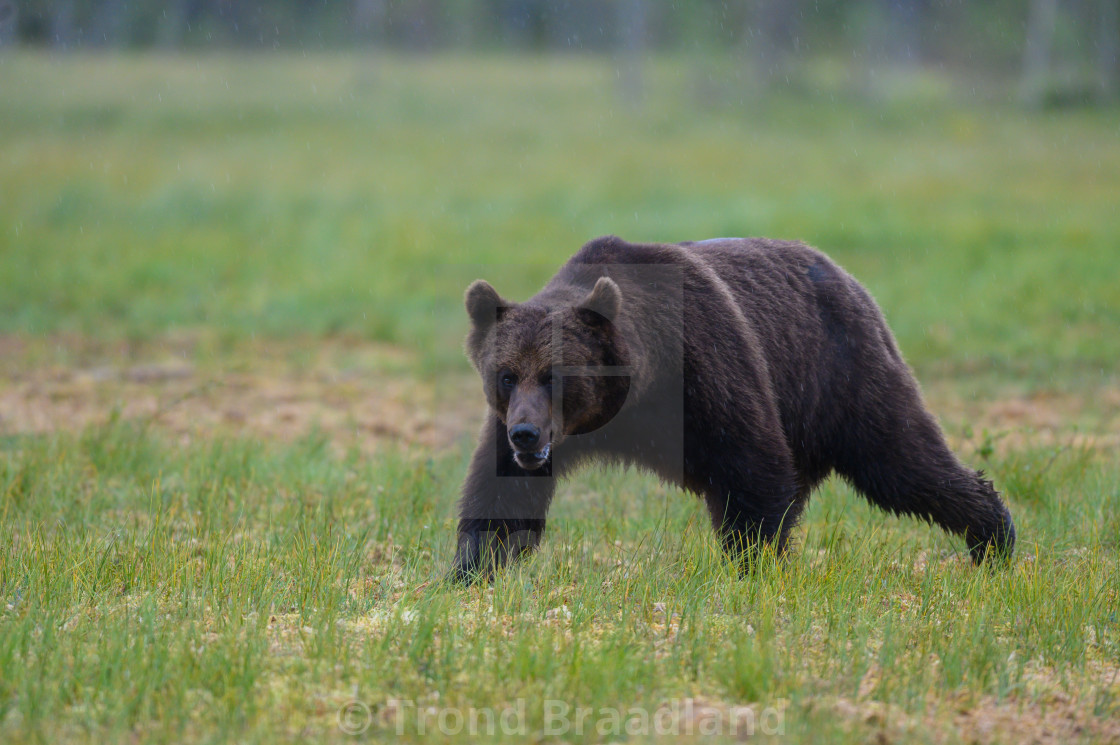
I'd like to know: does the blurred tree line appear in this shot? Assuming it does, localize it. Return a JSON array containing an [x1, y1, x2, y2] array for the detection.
[[0, 0, 1116, 103]]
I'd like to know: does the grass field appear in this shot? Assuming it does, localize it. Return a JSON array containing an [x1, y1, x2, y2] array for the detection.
[[1, 52, 1119, 743]]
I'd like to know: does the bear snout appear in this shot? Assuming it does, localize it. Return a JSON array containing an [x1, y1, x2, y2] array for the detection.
[[509, 423, 541, 451], [508, 422, 552, 470]]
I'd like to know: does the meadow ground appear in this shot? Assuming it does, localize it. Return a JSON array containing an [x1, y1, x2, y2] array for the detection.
[[1, 52, 1118, 743]]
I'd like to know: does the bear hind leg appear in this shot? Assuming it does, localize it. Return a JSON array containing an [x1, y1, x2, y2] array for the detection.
[[834, 399, 1015, 564]]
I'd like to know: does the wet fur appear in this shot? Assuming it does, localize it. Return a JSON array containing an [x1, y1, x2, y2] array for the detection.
[[451, 236, 1016, 582]]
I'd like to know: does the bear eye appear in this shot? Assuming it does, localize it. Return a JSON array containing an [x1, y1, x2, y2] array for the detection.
[[498, 371, 517, 392], [541, 371, 557, 391]]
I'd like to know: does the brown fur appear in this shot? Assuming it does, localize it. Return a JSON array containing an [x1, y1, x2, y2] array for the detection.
[[450, 236, 1016, 582]]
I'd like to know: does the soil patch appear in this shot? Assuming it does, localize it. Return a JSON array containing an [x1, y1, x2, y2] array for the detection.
[[0, 336, 483, 454], [1, 336, 1117, 454]]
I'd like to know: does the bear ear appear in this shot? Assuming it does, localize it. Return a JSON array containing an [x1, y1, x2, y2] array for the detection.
[[465, 279, 508, 329], [578, 276, 622, 325]]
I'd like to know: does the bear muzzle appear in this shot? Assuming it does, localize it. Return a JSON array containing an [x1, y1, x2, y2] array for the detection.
[[508, 423, 552, 469], [513, 442, 551, 470]]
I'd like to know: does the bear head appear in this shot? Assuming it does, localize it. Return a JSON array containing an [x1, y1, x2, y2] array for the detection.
[[463, 275, 630, 471]]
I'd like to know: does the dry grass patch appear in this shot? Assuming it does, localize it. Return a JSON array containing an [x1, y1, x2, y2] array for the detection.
[[0, 335, 481, 453]]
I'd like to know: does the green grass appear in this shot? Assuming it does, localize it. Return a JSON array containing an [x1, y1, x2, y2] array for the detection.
[[1, 420, 1117, 743], [1, 52, 1119, 743], [2, 52, 1119, 379]]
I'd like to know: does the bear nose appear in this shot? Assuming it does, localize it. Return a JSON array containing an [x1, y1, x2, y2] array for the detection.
[[509, 423, 540, 451]]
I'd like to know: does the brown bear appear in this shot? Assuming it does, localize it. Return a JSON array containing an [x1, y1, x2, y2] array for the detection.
[[449, 235, 1015, 583]]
